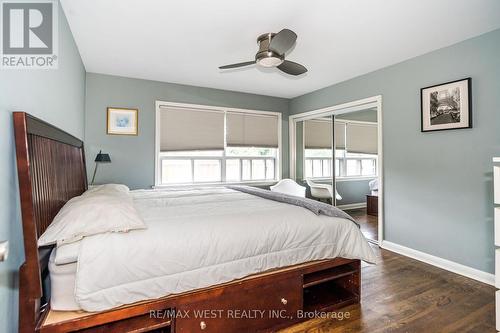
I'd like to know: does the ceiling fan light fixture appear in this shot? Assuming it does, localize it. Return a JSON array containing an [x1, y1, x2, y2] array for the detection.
[[219, 29, 307, 75], [256, 51, 284, 68]]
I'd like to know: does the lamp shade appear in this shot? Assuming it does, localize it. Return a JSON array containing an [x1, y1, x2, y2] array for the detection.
[[95, 151, 111, 163]]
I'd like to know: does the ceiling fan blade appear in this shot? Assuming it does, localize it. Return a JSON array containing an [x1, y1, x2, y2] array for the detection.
[[269, 29, 297, 55], [219, 61, 255, 69], [277, 60, 307, 76]]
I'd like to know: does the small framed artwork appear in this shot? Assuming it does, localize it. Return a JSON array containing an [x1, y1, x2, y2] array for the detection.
[[421, 78, 472, 132], [107, 107, 138, 135]]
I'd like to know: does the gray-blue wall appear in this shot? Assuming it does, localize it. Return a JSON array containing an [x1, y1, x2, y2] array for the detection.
[[0, 2, 86, 332], [84, 73, 290, 189], [336, 179, 373, 206], [290, 28, 500, 273]]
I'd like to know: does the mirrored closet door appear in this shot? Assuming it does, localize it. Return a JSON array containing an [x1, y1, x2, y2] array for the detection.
[[295, 115, 339, 205], [291, 101, 381, 244]]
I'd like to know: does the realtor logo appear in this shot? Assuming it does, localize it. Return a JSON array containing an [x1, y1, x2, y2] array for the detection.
[[1, 0, 58, 69]]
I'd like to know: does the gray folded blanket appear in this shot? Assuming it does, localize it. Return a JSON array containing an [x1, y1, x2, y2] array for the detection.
[[227, 185, 358, 227]]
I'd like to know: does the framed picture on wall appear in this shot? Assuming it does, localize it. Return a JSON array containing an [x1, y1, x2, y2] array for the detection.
[[421, 78, 472, 132], [107, 107, 138, 135]]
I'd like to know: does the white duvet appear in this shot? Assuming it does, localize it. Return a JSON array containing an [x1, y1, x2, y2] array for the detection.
[[75, 187, 376, 312]]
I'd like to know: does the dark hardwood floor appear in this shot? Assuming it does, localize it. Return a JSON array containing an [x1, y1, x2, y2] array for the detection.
[[347, 208, 378, 241], [281, 246, 495, 333]]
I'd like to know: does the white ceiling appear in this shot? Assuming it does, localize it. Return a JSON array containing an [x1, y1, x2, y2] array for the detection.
[[60, 0, 500, 98]]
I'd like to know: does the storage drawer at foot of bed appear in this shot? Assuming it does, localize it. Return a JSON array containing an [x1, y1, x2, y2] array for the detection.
[[40, 307, 174, 333], [175, 275, 302, 333], [71, 311, 173, 333]]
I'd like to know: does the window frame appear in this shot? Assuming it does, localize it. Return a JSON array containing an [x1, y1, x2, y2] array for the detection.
[[304, 154, 378, 180], [155, 101, 282, 187], [158, 154, 277, 185]]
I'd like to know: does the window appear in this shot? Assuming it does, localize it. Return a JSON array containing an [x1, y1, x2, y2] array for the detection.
[[161, 159, 192, 184], [346, 159, 360, 176], [224, 147, 277, 182], [304, 120, 377, 179], [225, 159, 240, 182], [157, 104, 280, 185], [361, 158, 376, 176], [194, 160, 221, 182], [304, 150, 377, 179]]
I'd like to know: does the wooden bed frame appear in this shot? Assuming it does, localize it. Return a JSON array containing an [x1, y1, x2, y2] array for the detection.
[[14, 112, 361, 333]]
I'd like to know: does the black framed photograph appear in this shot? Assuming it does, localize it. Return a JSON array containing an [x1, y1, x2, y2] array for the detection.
[[421, 78, 472, 132]]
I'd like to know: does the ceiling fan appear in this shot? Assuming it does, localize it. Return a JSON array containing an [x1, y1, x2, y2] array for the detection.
[[219, 29, 307, 76]]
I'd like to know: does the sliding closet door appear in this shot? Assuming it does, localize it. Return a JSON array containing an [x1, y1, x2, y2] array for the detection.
[[331, 115, 337, 206], [303, 116, 335, 204]]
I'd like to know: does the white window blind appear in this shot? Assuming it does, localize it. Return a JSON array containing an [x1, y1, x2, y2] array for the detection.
[[226, 112, 279, 148], [159, 106, 225, 151], [346, 123, 378, 154], [304, 119, 346, 149]]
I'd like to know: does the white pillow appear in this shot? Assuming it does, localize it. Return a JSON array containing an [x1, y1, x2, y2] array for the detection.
[[54, 241, 80, 265], [38, 185, 146, 247], [84, 184, 130, 196]]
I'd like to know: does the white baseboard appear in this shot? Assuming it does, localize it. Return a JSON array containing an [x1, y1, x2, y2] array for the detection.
[[337, 202, 366, 210], [381, 241, 494, 286]]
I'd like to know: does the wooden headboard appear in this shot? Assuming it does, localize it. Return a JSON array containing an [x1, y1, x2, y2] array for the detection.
[[13, 112, 87, 332]]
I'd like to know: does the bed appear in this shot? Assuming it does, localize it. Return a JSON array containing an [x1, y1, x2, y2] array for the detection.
[[14, 112, 375, 333]]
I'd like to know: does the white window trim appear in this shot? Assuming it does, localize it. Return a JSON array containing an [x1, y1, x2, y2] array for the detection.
[[155, 100, 282, 187]]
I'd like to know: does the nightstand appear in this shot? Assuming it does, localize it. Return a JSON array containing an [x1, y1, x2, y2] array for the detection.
[[366, 194, 378, 216]]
